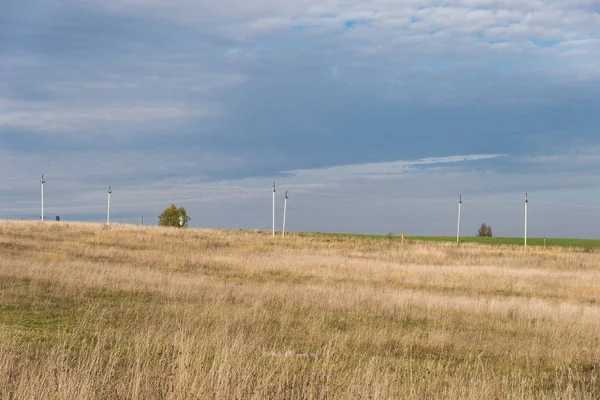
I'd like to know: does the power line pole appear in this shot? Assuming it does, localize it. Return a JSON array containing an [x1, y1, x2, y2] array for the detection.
[[282, 190, 288, 237], [524, 192, 528, 250], [456, 194, 462, 245], [40, 174, 45, 221], [107, 185, 112, 225], [272, 183, 276, 237]]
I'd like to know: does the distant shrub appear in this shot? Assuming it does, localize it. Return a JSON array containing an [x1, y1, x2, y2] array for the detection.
[[477, 223, 493, 238]]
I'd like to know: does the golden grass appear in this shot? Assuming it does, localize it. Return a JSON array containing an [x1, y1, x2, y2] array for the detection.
[[0, 220, 599, 399]]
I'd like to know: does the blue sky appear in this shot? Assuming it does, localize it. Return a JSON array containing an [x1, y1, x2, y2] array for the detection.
[[1, 0, 600, 237]]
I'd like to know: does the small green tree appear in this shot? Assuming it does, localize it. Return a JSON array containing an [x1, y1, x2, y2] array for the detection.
[[158, 204, 191, 228], [477, 223, 493, 237]]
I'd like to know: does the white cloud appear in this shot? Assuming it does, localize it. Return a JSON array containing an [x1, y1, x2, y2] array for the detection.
[[94, 0, 600, 43], [523, 146, 600, 167], [284, 154, 505, 181], [84, 0, 600, 88], [0, 100, 219, 134]]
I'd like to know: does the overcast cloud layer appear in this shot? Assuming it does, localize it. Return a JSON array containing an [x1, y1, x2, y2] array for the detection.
[[1, 0, 599, 237]]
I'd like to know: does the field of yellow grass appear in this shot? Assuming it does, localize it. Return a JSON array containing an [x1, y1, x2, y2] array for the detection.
[[0, 220, 599, 399]]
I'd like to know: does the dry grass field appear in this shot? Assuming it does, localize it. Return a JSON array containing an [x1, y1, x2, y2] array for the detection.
[[0, 221, 599, 399]]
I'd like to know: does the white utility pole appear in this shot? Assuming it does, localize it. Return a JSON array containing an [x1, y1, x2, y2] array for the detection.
[[107, 185, 112, 225], [40, 174, 45, 221], [524, 192, 528, 250], [282, 190, 288, 237], [456, 194, 462, 245], [272, 183, 276, 237]]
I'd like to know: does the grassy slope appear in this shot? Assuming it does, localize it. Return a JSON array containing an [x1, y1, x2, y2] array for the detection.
[[0, 221, 599, 399], [298, 232, 600, 248]]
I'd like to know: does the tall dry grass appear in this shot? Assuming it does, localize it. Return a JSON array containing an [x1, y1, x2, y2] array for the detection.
[[0, 221, 599, 399]]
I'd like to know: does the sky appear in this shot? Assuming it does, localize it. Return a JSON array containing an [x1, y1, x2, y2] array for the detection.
[[1, 0, 600, 238]]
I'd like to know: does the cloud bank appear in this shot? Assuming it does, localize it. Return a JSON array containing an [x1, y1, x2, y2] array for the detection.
[[0, 0, 599, 236]]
